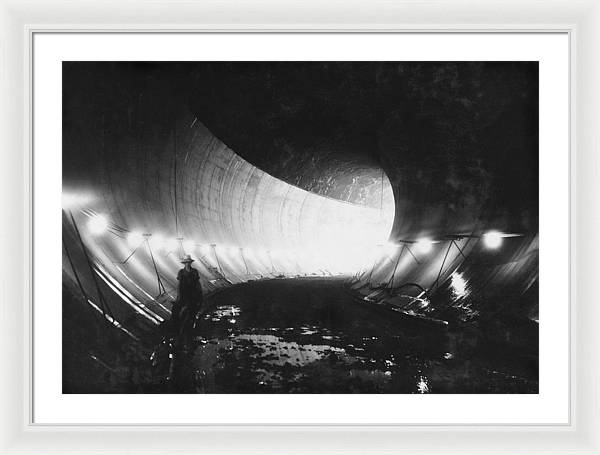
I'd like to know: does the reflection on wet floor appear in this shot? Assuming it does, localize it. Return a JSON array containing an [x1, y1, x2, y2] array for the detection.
[[189, 321, 396, 393], [149, 278, 538, 394]]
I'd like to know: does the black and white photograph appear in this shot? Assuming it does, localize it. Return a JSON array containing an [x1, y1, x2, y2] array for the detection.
[[62, 61, 539, 394]]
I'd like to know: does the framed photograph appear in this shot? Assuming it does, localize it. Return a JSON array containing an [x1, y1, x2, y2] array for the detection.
[[0, 0, 597, 454]]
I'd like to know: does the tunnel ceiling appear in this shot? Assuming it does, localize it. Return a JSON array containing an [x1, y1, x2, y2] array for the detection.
[[63, 62, 538, 237], [185, 61, 539, 234]]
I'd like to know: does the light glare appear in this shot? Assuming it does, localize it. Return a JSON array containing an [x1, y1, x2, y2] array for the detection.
[[383, 242, 398, 256], [483, 231, 503, 249], [127, 231, 144, 247], [88, 215, 108, 235], [149, 234, 165, 250], [182, 239, 195, 253], [450, 271, 469, 299], [415, 238, 433, 254], [165, 238, 179, 252], [62, 193, 93, 209]]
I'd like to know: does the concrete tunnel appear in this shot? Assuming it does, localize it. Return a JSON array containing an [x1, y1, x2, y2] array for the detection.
[[61, 62, 539, 393], [63, 114, 397, 331]]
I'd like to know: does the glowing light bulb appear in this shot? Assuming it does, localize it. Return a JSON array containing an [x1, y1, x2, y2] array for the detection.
[[483, 231, 503, 249], [88, 215, 108, 235], [415, 238, 433, 254], [127, 231, 144, 247]]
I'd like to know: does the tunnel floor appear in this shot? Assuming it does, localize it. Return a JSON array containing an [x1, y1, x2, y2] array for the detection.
[[64, 277, 539, 394], [153, 277, 538, 393]]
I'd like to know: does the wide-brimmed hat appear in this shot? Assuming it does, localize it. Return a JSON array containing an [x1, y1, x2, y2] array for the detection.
[[181, 254, 195, 263]]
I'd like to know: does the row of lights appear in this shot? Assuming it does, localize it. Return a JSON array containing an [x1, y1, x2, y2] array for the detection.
[[87, 213, 506, 266], [386, 231, 503, 254], [87, 214, 295, 259]]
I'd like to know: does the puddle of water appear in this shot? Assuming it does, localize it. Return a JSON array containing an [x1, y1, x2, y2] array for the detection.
[[149, 294, 538, 394]]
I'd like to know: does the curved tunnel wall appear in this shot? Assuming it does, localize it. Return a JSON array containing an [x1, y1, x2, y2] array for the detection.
[[63, 113, 539, 340], [62, 115, 396, 334]]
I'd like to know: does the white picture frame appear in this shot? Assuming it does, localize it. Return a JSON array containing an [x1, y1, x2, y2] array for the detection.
[[0, 0, 596, 453]]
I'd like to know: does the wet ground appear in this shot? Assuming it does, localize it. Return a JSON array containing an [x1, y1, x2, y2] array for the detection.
[[63, 276, 538, 393], [148, 277, 538, 393]]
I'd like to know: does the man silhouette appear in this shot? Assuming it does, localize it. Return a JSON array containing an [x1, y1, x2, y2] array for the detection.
[[171, 254, 203, 337]]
